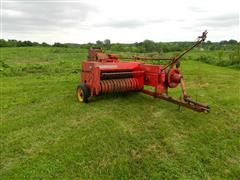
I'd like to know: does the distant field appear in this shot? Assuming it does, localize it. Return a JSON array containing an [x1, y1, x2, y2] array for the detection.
[[1, 47, 240, 179]]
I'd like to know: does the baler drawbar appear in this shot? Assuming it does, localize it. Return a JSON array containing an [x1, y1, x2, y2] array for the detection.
[[76, 31, 210, 113]]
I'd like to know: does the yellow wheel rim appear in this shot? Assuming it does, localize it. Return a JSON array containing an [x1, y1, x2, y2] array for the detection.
[[77, 88, 84, 102]]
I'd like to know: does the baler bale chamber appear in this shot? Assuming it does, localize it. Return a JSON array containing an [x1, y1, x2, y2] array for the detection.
[[76, 32, 210, 113], [80, 60, 144, 97]]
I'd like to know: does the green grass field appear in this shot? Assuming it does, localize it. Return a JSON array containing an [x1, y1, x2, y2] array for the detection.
[[1, 47, 240, 179]]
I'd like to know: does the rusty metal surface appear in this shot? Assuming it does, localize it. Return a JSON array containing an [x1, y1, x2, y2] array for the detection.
[[142, 89, 210, 113]]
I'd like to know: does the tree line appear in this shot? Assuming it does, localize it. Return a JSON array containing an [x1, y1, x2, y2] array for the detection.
[[0, 38, 239, 53]]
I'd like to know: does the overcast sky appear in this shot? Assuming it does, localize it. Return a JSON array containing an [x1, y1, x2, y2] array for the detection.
[[1, 0, 239, 44]]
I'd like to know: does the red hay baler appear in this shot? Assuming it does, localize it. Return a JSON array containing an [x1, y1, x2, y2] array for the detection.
[[76, 31, 210, 112]]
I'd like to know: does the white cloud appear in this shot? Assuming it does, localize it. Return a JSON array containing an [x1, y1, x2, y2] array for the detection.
[[1, 0, 239, 43], [3, 9, 25, 17]]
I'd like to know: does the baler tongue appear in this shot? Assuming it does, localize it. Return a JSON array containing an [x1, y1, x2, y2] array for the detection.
[[157, 94, 210, 113], [183, 97, 210, 112]]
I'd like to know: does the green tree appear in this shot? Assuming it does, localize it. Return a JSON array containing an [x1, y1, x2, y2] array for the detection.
[[228, 39, 238, 44], [0, 39, 8, 47], [104, 39, 111, 49], [142, 40, 156, 52], [96, 40, 103, 47], [41, 42, 50, 47], [53, 42, 66, 47], [8, 39, 18, 47], [218, 50, 224, 61]]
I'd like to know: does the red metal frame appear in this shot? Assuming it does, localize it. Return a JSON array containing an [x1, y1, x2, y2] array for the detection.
[[79, 31, 210, 113]]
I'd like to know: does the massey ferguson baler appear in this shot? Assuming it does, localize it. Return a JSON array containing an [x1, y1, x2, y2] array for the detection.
[[76, 31, 210, 112]]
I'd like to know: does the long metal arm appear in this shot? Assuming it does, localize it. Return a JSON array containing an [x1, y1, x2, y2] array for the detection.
[[121, 56, 172, 61], [162, 30, 208, 70]]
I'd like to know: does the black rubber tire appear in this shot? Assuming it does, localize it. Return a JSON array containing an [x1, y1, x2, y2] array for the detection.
[[76, 84, 89, 103]]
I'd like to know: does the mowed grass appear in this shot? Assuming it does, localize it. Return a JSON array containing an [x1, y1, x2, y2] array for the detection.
[[0, 47, 240, 179]]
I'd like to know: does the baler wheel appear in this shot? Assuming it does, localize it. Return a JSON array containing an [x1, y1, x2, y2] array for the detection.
[[76, 84, 89, 103]]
